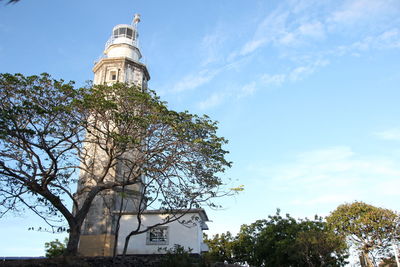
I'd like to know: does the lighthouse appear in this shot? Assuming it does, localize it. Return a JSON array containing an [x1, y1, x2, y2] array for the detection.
[[77, 14, 150, 257]]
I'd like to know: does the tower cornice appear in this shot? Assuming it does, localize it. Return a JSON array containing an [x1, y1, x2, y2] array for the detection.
[[93, 57, 150, 81]]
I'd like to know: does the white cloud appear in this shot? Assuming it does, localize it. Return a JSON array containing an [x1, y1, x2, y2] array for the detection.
[[378, 29, 400, 48], [229, 59, 328, 102], [289, 66, 312, 81], [279, 32, 297, 45], [197, 92, 226, 110], [292, 193, 357, 206], [236, 10, 290, 57], [240, 38, 268, 56], [329, 0, 400, 25], [298, 21, 325, 39], [376, 179, 400, 196], [260, 74, 286, 86], [347, 29, 400, 52], [288, 59, 329, 81], [177, 0, 400, 107], [234, 73, 286, 100], [368, 29, 400, 49], [232, 0, 400, 60], [233, 5, 327, 57], [250, 146, 400, 207], [172, 69, 219, 93], [200, 27, 227, 66], [375, 128, 400, 141], [296, 146, 354, 163], [328, 29, 400, 59], [237, 82, 257, 99]]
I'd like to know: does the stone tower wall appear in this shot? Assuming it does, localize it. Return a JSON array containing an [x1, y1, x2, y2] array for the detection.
[[77, 56, 150, 257]]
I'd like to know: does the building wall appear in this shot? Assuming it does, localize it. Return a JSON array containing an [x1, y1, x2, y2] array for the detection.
[[117, 212, 206, 255]]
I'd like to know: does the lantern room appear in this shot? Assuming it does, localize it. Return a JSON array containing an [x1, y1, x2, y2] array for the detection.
[[103, 14, 142, 61]]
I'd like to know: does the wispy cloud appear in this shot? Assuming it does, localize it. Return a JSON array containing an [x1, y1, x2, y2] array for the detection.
[[197, 92, 227, 110], [288, 59, 329, 81], [171, 69, 220, 93], [249, 146, 400, 207], [236, 59, 328, 99], [260, 74, 286, 86], [235, 10, 289, 57], [236, 82, 257, 99], [329, 0, 400, 25], [197, 57, 330, 110], [231, 0, 399, 60], [291, 193, 357, 206], [374, 128, 400, 141], [176, 0, 400, 109], [240, 38, 268, 56], [330, 29, 400, 58], [200, 27, 228, 66], [298, 21, 325, 39], [296, 146, 355, 163]]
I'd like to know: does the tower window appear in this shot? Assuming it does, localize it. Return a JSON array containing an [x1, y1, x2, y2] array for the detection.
[[110, 71, 117, 81]]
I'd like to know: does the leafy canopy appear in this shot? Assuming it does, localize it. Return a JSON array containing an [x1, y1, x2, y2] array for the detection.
[[206, 210, 348, 267], [0, 73, 233, 256], [327, 201, 400, 264]]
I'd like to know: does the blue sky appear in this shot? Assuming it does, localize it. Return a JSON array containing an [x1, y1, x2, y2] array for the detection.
[[1, 0, 400, 257]]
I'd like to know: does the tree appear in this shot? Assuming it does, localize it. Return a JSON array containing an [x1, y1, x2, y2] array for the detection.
[[233, 219, 266, 266], [327, 201, 400, 267], [44, 238, 68, 258], [0, 73, 232, 256], [292, 223, 348, 266], [232, 211, 348, 267], [204, 232, 235, 263]]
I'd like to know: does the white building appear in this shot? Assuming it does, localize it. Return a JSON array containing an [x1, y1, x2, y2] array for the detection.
[[117, 209, 210, 255]]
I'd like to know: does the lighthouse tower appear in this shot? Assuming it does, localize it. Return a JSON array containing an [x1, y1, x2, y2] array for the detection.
[[77, 14, 150, 256]]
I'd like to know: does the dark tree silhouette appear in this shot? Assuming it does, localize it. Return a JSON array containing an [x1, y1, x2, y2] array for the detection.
[[1, 0, 20, 4]]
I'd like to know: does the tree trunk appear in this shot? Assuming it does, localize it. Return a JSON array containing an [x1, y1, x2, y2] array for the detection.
[[122, 233, 133, 257], [113, 184, 126, 259], [65, 223, 81, 256], [360, 250, 374, 267]]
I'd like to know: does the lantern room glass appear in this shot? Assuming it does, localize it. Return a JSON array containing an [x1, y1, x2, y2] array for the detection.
[[113, 26, 135, 40]]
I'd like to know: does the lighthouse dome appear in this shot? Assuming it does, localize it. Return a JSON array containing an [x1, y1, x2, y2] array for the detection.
[[104, 24, 142, 61]]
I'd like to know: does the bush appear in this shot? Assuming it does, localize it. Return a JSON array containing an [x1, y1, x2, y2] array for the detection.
[[44, 238, 68, 258]]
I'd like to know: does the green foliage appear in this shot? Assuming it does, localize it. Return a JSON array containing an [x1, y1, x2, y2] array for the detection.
[[208, 210, 348, 267], [0, 73, 233, 256], [44, 238, 68, 258], [159, 244, 214, 267], [327, 201, 400, 265], [204, 232, 235, 263], [159, 244, 195, 267], [292, 227, 349, 266]]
